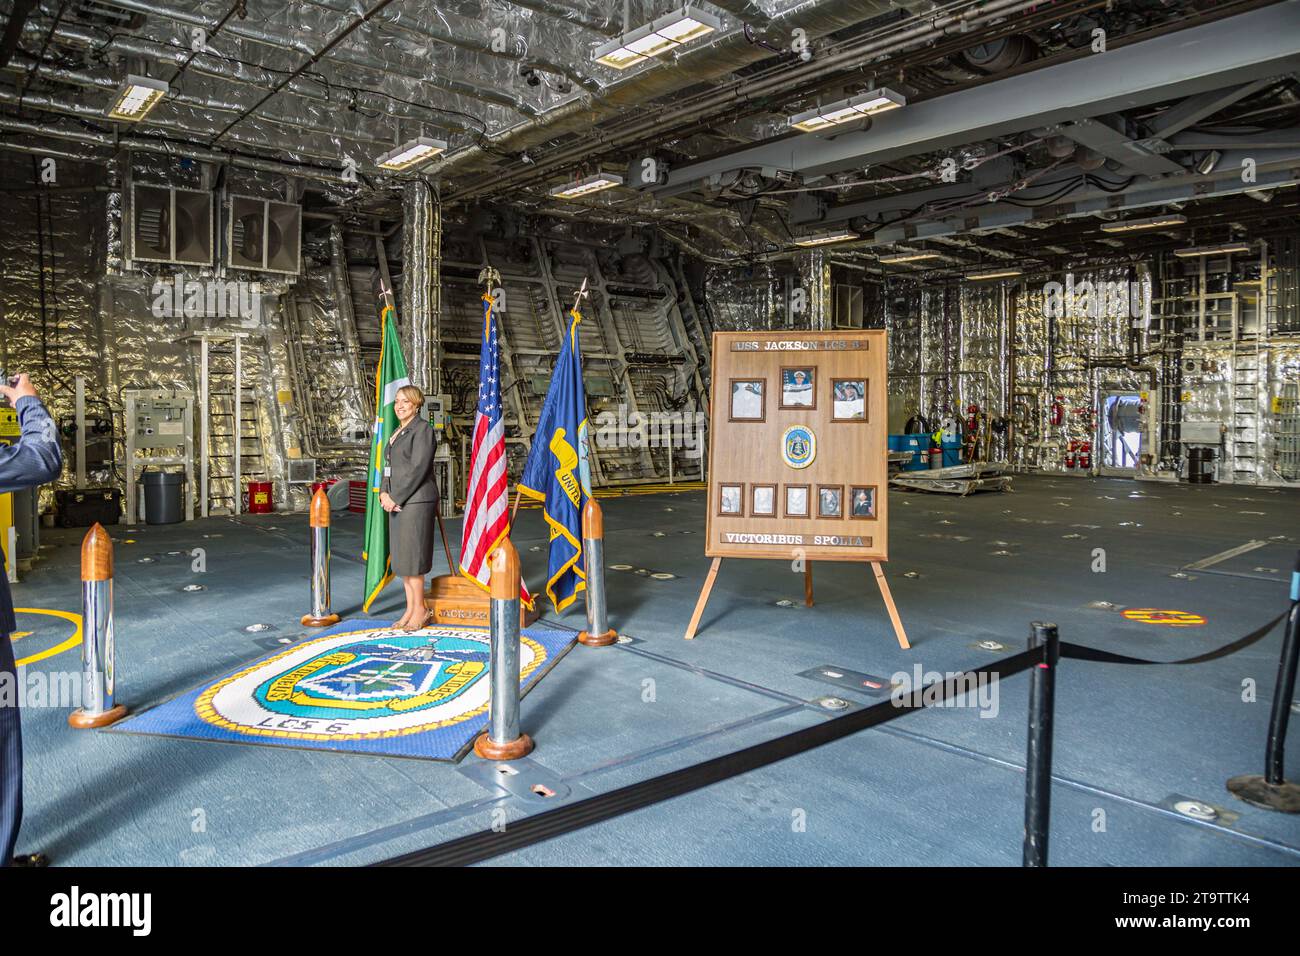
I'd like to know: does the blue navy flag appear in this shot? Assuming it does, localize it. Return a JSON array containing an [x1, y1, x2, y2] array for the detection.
[[518, 306, 591, 612]]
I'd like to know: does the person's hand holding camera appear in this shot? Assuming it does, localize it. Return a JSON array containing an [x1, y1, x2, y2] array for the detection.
[[0, 373, 37, 406]]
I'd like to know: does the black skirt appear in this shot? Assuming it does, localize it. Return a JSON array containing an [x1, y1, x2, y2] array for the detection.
[[389, 500, 438, 577]]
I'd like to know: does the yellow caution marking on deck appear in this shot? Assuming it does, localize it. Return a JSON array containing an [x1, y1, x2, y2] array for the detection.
[[1121, 608, 1206, 627]]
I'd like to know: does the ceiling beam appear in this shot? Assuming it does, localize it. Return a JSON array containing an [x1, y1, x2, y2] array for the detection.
[[1050, 116, 1185, 177], [1143, 78, 1276, 139], [862, 146, 1300, 246], [655, 1, 1300, 193]]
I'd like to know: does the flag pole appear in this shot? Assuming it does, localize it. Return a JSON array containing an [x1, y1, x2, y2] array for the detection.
[[435, 503, 456, 573], [509, 487, 522, 528]]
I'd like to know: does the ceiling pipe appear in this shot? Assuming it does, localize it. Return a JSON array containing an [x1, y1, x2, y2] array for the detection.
[[0, 0, 39, 69], [2, 55, 395, 147], [21, 20, 482, 134], [0, 115, 353, 184], [299, 0, 602, 92], [0, 139, 105, 163], [81, 0, 536, 113], [438, 0, 1042, 194], [506, 0, 619, 36], [0, 87, 376, 166]]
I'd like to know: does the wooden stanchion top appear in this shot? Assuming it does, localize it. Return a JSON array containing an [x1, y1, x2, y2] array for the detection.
[[489, 538, 521, 600], [582, 496, 603, 540], [309, 486, 331, 528], [81, 522, 113, 582]]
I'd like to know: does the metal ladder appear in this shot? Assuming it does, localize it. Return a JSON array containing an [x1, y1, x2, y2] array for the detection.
[[194, 333, 267, 516], [1230, 339, 1263, 484]]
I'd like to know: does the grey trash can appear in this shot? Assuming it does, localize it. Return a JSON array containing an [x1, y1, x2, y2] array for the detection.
[[142, 469, 185, 524]]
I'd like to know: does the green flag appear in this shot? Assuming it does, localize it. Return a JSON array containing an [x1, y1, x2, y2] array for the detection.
[[362, 301, 411, 611]]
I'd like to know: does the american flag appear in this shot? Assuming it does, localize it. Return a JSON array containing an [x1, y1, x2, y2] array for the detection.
[[459, 295, 533, 606]]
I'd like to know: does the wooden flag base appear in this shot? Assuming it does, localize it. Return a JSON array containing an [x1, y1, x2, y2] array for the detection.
[[578, 628, 617, 647], [301, 613, 341, 628], [683, 558, 910, 649], [473, 731, 534, 760], [425, 573, 540, 628], [68, 704, 128, 729]]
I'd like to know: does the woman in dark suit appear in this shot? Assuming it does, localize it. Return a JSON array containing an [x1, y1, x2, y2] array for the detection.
[[379, 384, 440, 630]]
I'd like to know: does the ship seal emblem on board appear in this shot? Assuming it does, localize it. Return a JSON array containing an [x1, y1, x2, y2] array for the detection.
[[782, 425, 816, 469]]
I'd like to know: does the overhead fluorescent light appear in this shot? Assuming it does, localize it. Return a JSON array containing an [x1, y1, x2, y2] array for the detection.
[[651, 7, 719, 43], [793, 229, 857, 247], [623, 23, 677, 58], [376, 136, 448, 172], [1100, 214, 1188, 233], [594, 40, 644, 69], [1173, 242, 1253, 258], [594, 6, 720, 69], [878, 251, 942, 264], [790, 88, 905, 133], [966, 267, 1023, 280], [108, 75, 168, 122], [550, 172, 624, 199]]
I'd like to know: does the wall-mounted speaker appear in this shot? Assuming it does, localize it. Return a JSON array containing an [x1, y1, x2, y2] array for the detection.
[[130, 184, 213, 266], [226, 195, 302, 275]]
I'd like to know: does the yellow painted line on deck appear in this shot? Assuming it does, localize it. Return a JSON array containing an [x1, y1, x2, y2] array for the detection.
[[12, 608, 82, 665]]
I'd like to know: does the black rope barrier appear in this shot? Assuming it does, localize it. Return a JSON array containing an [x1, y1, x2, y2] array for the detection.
[[376, 649, 1045, 867], [1059, 610, 1286, 666], [1024, 622, 1058, 867], [1226, 552, 1300, 813], [373, 590, 1295, 867]]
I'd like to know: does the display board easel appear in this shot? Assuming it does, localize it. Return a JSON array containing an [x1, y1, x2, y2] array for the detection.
[[686, 330, 908, 649]]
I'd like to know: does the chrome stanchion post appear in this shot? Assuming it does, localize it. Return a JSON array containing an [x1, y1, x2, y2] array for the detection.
[[1227, 550, 1300, 812], [1023, 621, 1058, 866], [69, 523, 127, 728], [578, 497, 617, 647], [474, 539, 534, 759], [301, 486, 341, 628]]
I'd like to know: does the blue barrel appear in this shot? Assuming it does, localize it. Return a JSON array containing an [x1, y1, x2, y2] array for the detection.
[[893, 434, 928, 471]]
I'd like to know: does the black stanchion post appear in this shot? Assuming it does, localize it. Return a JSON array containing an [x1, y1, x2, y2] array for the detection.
[[1023, 621, 1059, 867], [1227, 551, 1300, 813]]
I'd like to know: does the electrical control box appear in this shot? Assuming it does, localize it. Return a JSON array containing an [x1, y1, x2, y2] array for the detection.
[[123, 388, 195, 524], [131, 391, 192, 448], [424, 394, 452, 431]]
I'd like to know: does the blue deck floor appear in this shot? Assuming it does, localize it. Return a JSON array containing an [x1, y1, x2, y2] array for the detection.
[[7, 475, 1299, 865]]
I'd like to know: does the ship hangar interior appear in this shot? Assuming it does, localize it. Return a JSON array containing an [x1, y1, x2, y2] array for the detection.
[[0, 0, 1298, 870]]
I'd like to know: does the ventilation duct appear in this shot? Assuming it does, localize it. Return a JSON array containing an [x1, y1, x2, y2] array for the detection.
[[130, 184, 213, 266], [227, 195, 302, 274]]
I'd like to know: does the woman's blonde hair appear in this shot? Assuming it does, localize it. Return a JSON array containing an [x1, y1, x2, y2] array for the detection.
[[396, 384, 426, 408]]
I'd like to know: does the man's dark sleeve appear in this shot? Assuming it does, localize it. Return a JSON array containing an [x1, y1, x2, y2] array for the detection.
[[0, 396, 62, 495]]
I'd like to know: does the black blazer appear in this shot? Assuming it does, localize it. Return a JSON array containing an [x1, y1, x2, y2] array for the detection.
[[382, 419, 439, 506]]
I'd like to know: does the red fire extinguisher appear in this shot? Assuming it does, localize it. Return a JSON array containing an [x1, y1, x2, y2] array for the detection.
[[1050, 395, 1065, 427], [1079, 440, 1092, 471], [1065, 440, 1077, 469]]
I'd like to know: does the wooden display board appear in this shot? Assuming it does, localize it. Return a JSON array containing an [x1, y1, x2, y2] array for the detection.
[[686, 330, 908, 648]]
